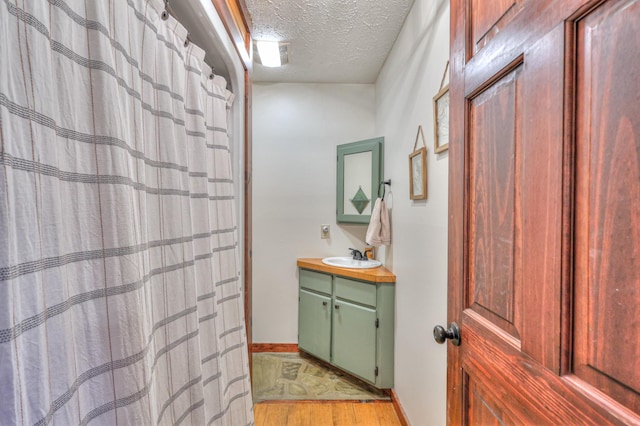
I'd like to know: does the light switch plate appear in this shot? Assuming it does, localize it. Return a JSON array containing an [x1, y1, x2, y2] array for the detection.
[[320, 224, 330, 239]]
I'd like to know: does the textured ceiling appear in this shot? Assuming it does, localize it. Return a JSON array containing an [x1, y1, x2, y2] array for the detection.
[[245, 0, 415, 83]]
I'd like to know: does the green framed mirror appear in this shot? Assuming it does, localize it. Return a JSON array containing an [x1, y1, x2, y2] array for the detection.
[[337, 137, 384, 224]]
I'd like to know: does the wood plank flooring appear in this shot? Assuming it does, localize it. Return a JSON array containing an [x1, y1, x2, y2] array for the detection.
[[254, 401, 402, 425]]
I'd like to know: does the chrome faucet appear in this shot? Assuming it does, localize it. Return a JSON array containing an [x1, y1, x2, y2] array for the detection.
[[348, 248, 366, 260]]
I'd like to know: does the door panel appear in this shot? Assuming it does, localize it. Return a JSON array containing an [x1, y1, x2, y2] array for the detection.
[[574, 0, 640, 412], [449, 0, 640, 424], [470, 0, 516, 54], [468, 66, 522, 339], [466, 373, 522, 426]]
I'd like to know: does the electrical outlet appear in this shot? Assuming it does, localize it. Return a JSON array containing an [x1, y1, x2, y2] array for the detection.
[[320, 224, 330, 239]]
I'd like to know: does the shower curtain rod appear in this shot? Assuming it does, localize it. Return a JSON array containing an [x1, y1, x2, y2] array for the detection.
[[163, 2, 217, 76]]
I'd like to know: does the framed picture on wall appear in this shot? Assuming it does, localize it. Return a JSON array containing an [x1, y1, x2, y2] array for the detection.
[[409, 147, 427, 200], [433, 85, 449, 153]]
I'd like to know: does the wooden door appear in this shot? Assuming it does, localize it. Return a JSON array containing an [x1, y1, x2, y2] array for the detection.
[[447, 0, 640, 424]]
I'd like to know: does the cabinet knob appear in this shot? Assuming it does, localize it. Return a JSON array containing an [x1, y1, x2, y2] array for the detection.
[[322, 301, 327, 306], [334, 304, 340, 310]]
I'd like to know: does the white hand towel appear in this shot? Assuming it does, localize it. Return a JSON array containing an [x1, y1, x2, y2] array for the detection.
[[366, 198, 391, 247]]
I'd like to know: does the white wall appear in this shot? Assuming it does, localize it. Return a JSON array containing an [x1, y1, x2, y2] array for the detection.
[[376, 1, 450, 425], [252, 83, 377, 343]]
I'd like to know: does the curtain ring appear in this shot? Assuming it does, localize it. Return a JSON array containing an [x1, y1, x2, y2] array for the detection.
[[161, 10, 169, 20], [184, 38, 190, 47], [209, 73, 214, 80]]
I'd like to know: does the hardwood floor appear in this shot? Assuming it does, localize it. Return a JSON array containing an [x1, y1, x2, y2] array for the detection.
[[254, 401, 402, 425]]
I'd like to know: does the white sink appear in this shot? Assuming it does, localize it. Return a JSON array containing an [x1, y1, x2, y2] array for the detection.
[[322, 256, 382, 269]]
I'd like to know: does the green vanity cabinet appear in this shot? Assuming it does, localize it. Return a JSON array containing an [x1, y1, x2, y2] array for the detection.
[[297, 267, 395, 389]]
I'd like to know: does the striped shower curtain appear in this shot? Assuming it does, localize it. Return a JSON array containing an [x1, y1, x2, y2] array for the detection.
[[0, 0, 253, 425]]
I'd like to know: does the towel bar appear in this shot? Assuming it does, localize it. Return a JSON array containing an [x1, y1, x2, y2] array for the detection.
[[378, 179, 391, 199]]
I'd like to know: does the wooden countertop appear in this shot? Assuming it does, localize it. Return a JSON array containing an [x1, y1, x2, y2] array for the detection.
[[297, 258, 396, 283]]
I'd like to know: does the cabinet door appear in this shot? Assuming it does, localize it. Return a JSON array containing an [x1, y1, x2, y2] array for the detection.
[[333, 299, 377, 383], [298, 289, 331, 362]]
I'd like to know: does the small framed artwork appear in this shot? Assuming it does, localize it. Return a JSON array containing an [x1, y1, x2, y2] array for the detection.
[[409, 147, 427, 200], [433, 85, 449, 154]]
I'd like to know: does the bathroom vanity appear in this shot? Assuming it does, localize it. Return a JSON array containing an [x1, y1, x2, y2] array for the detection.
[[296, 258, 395, 389]]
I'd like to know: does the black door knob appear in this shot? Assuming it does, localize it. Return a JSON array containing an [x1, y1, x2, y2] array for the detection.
[[433, 322, 461, 346]]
